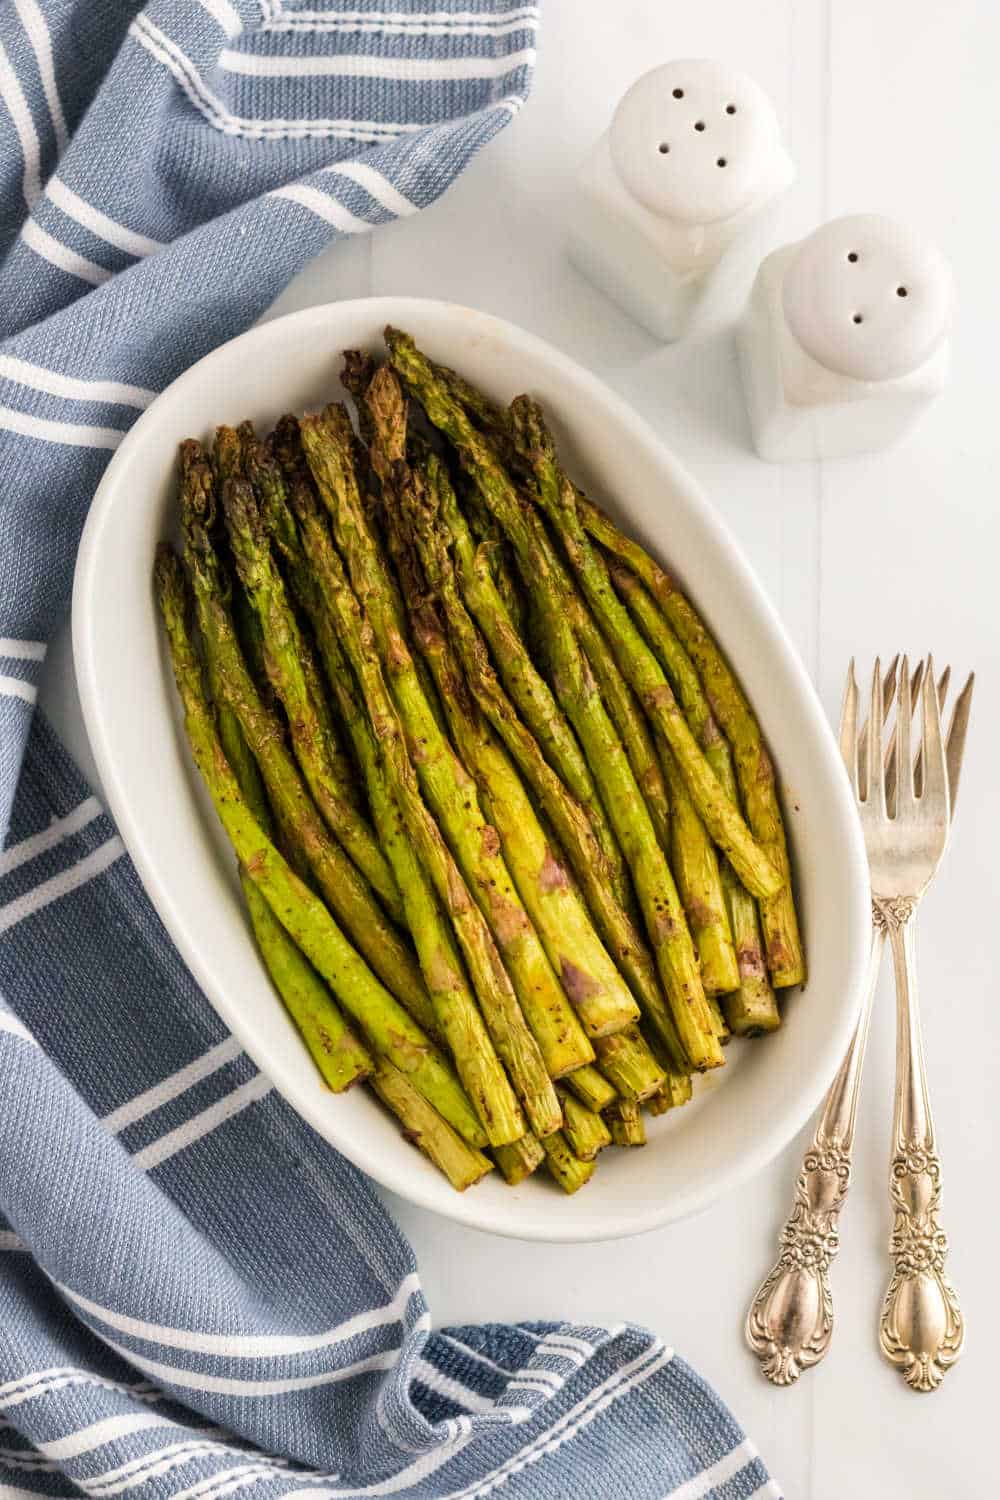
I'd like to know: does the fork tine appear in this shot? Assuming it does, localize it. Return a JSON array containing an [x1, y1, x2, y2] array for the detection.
[[859, 654, 899, 799], [885, 657, 928, 812], [866, 657, 886, 812], [894, 654, 914, 810], [914, 666, 951, 798], [883, 654, 901, 717], [944, 672, 975, 811], [839, 659, 859, 794], [910, 657, 927, 704], [920, 654, 949, 813]]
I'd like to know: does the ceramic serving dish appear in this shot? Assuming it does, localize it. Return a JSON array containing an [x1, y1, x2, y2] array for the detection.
[[73, 297, 869, 1242]]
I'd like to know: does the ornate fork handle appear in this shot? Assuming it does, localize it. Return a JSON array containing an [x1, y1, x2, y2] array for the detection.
[[876, 899, 965, 1390], [746, 931, 884, 1385]]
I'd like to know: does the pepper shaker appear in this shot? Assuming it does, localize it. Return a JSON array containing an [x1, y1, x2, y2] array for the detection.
[[568, 59, 795, 341], [740, 213, 953, 461]]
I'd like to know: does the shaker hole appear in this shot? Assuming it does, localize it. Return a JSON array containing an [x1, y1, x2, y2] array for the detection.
[[694, 120, 706, 132], [726, 104, 737, 114], [852, 314, 864, 324], [897, 286, 908, 297], [716, 157, 727, 167], [847, 252, 859, 263], [658, 142, 670, 154], [672, 87, 684, 98]]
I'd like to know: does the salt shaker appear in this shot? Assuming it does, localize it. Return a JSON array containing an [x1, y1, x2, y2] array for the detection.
[[568, 59, 795, 341], [740, 214, 953, 462]]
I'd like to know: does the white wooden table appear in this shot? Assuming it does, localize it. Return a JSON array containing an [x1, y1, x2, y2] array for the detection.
[[40, 4, 999, 1494]]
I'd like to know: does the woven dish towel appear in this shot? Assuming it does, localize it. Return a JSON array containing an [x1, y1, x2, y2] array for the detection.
[[0, 5, 780, 1497]]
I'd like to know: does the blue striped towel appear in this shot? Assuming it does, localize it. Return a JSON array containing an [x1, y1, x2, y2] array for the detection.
[[0, 5, 779, 1497]]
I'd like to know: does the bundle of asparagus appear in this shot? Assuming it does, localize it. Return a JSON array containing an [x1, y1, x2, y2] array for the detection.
[[154, 328, 805, 1197]]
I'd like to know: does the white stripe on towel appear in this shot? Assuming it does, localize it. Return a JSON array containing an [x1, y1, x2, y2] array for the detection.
[[91, 1334, 407, 1397], [101, 1035, 243, 1134], [38, 1412, 187, 1461], [0, 835, 125, 933], [14, 0, 68, 151], [322, 162, 418, 218], [46, 177, 165, 259], [21, 218, 112, 284], [664, 1439, 760, 1499], [270, 183, 372, 233], [0, 405, 123, 448], [196, 0, 243, 41], [130, 1073, 272, 1170], [0, 38, 42, 207], [59, 1271, 421, 1359], [0, 636, 46, 661], [262, 7, 539, 33], [0, 796, 102, 876], [217, 47, 536, 81], [0, 1012, 37, 1046], [0, 1367, 162, 1411], [412, 1360, 503, 1415], [0, 675, 37, 704], [0, 354, 153, 409]]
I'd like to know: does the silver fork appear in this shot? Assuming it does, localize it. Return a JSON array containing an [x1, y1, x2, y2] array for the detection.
[[868, 658, 967, 1390], [746, 657, 972, 1388]]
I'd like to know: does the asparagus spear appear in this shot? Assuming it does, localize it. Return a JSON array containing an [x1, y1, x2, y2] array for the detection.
[[215, 438, 403, 925], [370, 1057, 493, 1191], [451, 474, 529, 643], [384, 335, 723, 1072], [288, 473, 560, 1141], [577, 495, 805, 987], [593, 1025, 665, 1102], [564, 1063, 618, 1114], [155, 545, 485, 1148], [505, 395, 781, 902], [254, 453, 526, 1147], [205, 610, 373, 1094], [557, 1087, 612, 1161], [299, 394, 592, 1085], [431, 448, 630, 906], [656, 735, 738, 995], [569, 598, 672, 855], [644, 1029, 694, 1112], [606, 1098, 646, 1147], [391, 460, 639, 1043], [706, 993, 731, 1045], [541, 1131, 596, 1194], [647, 1071, 694, 1116], [232, 424, 364, 812], [419, 460, 664, 1029], [607, 559, 779, 1031], [552, 609, 742, 971], [244, 889, 375, 1092], [179, 441, 430, 1024], [492, 1132, 546, 1185]]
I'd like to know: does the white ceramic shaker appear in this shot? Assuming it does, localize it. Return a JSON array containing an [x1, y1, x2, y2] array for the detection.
[[568, 59, 795, 341], [740, 213, 953, 461]]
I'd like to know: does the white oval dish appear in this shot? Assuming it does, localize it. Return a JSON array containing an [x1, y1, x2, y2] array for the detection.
[[73, 297, 869, 1243]]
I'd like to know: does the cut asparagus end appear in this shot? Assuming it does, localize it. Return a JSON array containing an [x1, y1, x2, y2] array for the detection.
[[541, 1130, 597, 1194], [563, 1063, 618, 1114], [606, 1098, 646, 1147], [492, 1133, 545, 1185], [594, 1025, 666, 1102], [371, 1058, 493, 1191], [557, 1086, 612, 1161]]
